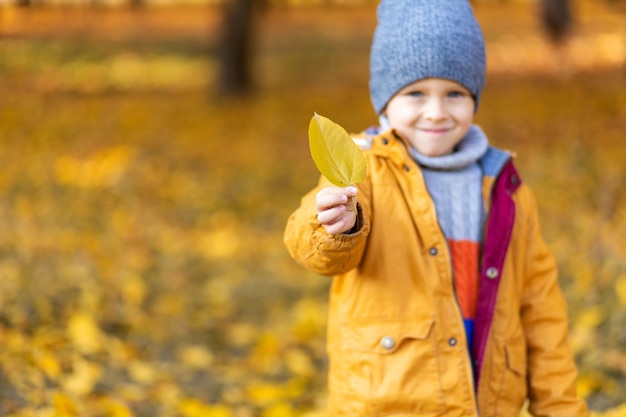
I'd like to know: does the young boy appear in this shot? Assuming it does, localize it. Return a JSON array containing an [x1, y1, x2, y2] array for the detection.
[[284, 0, 589, 416]]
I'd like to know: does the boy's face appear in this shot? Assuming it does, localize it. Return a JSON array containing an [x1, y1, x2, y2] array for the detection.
[[384, 78, 475, 157]]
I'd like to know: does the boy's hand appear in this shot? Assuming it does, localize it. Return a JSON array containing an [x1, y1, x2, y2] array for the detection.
[[315, 186, 358, 235]]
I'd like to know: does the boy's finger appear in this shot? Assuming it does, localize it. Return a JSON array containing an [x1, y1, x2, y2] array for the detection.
[[344, 186, 358, 196], [316, 191, 347, 211], [317, 206, 346, 225], [316, 187, 357, 208]]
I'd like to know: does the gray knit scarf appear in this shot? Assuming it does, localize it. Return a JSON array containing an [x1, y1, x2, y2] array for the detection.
[[411, 125, 489, 242], [410, 125, 489, 172]]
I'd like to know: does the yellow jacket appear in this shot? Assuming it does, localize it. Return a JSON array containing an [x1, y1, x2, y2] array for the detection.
[[284, 129, 589, 417]]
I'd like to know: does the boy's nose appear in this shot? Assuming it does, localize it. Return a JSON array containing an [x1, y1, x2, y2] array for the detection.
[[423, 98, 446, 121]]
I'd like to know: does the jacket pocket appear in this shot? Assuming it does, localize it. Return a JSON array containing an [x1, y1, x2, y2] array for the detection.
[[338, 317, 445, 415], [342, 318, 434, 354], [494, 337, 528, 415], [504, 338, 527, 377]]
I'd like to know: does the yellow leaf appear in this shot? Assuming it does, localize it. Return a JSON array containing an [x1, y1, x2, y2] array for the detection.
[[226, 322, 258, 348], [261, 402, 294, 417], [576, 372, 611, 398], [246, 382, 286, 406], [198, 227, 240, 260], [128, 361, 158, 385], [301, 411, 328, 417], [205, 405, 232, 417], [308, 113, 366, 187], [54, 146, 133, 188], [34, 349, 62, 381], [179, 399, 205, 417], [53, 392, 78, 417], [67, 312, 103, 355], [122, 274, 148, 307], [518, 401, 532, 417], [62, 357, 102, 396], [284, 348, 315, 377], [105, 400, 135, 417], [177, 345, 214, 369], [575, 306, 605, 330], [4, 329, 28, 351], [153, 381, 182, 408], [178, 399, 232, 417], [615, 275, 626, 306], [250, 332, 281, 373], [290, 297, 327, 342], [119, 384, 146, 402]]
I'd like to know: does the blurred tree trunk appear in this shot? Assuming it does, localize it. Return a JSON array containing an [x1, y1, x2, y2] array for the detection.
[[217, 0, 255, 96], [540, 0, 573, 44], [16, 0, 32, 7], [540, 0, 573, 75]]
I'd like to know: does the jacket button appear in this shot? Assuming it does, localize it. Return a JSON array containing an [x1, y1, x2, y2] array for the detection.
[[382, 138, 389, 145], [486, 267, 499, 279], [448, 337, 458, 347], [380, 336, 395, 350], [403, 164, 410, 172], [429, 247, 438, 256]]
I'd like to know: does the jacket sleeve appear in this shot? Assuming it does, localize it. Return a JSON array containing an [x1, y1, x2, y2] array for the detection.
[[283, 176, 371, 276], [519, 188, 589, 417]]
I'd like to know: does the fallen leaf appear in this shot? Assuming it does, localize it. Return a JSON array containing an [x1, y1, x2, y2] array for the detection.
[[67, 312, 103, 355], [177, 345, 214, 369], [614, 275, 626, 306], [62, 357, 102, 396], [53, 392, 78, 417]]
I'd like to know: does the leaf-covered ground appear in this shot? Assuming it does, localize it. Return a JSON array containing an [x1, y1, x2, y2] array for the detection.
[[0, 3, 625, 416]]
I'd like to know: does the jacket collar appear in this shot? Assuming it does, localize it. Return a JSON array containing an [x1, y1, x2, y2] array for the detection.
[[358, 127, 512, 180], [479, 146, 512, 180]]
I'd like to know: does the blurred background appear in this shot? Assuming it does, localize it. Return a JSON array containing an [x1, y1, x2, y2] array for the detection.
[[0, 0, 625, 416]]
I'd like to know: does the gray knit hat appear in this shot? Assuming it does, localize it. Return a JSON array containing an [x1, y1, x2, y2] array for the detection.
[[369, 0, 486, 114]]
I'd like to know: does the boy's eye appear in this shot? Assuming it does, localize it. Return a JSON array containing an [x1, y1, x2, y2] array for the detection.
[[407, 91, 424, 97], [447, 91, 466, 98]]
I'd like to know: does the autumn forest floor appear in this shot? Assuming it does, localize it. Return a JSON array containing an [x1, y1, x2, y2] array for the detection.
[[0, 2, 625, 416]]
